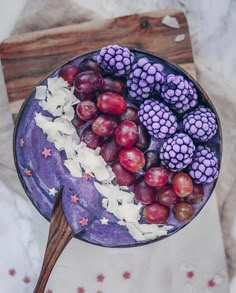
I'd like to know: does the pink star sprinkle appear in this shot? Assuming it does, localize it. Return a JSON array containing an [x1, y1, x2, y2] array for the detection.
[[79, 218, 88, 226], [24, 168, 32, 176], [208, 279, 216, 288], [20, 138, 24, 147], [97, 274, 104, 283], [97, 291, 102, 293], [77, 287, 85, 293], [42, 148, 52, 158], [187, 271, 194, 279], [71, 195, 79, 204], [83, 173, 91, 180], [9, 269, 16, 276], [23, 276, 30, 284], [47, 290, 53, 293], [123, 272, 131, 280]]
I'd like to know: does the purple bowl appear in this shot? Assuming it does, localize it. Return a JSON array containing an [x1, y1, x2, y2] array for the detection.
[[13, 48, 222, 248]]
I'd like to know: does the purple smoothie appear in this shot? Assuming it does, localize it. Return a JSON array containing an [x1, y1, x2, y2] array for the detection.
[[14, 48, 222, 247]]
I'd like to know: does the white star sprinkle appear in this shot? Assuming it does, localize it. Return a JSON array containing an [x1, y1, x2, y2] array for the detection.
[[100, 217, 109, 225], [49, 187, 57, 197]]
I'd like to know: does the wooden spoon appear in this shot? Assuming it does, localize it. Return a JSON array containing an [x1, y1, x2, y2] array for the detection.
[[33, 187, 74, 293]]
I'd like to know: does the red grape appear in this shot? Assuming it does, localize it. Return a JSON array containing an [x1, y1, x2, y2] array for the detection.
[[102, 77, 125, 95], [186, 184, 204, 204], [119, 147, 145, 173], [59, 64, 80, 85], [134, 178, 156, 204], [115, 121, 138, 148], [74, 90, 95, 101], [81, 126, 102, 149], [172, 172, 193, 197], [143, 150, 160, 171], [120, 107, 139, 123], [135, 124, 151, 151], [100, 138, 121, 163], [144, 167, 168, 187], [97, 92, 127, 115], [79, 59, 100, 73], [74, 71, 103, 95], [143, 203, 169, 224], [92, 114, 118, 137], [173, 202, 194, 222], [156, 186, 177, 206], [76, 100, 97, 121], [112, 162, 136, 186]]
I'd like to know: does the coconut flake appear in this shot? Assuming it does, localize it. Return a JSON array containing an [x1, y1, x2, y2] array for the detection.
[[47, 77, 68, 94], [64, 159, 82, 177], [102, 198, 109, 209], [106, 199, 119, 214], [116, 203, 142, 223], [126, 223, 146, 241], [162, 15, 180, 29], [94, 182, 134, 204], [35, 85, 47, 100], [175, 33, 185, 42]]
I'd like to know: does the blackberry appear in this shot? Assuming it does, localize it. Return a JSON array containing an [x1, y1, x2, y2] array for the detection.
[[138, 99, 177, 139], [127, 57, 165, 102], [97, 44, 134, 76], [160, 133, 195, 171], [188, 145, 218, 184], [161, 74, 198, 113], [183, 105, 217, 142]]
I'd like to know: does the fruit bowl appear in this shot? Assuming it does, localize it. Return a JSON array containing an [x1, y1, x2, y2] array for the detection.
[[14, 45, 222, 248]]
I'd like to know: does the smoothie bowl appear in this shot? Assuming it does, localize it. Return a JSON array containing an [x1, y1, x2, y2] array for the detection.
[[14, 45, 222, 248]]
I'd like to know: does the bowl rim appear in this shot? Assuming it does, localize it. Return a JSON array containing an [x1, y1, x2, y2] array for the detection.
[[13, 47, 223, 248]]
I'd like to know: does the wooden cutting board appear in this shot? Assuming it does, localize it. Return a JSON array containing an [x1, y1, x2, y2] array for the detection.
[[0, 9, 195, 114]]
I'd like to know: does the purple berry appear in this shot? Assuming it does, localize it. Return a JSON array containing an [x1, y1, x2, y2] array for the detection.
[[97, 44, 134, 76], [188, 145, 218, 184], [183, 105, 218, 142], [138, 99, 177, 139], [127, 57, 165, 101], [161, 74, 198, 113], [160, 133, 195, 172]]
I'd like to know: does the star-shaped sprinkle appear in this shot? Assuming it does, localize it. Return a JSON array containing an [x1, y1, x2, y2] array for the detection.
[[187, 271, 194, 279], [97, 291, 102, 293], [208, 279, 216, 288], [83, 173, 91, 180], [9, 269, 16, 276], [49, 188, 57, 197], [46, 290, 53, 293], [24, 168, 32, 176], [23, 276, 30, 284], [97, 274, 104, 283], [80, 217, 88, 226], [77, 287, 85, 293], [71, 195, 79, 204], [42, 148, 52, 158], [123, 272, 131, 280], [20, 138, 24, 147], [100, 217, 109, 225]]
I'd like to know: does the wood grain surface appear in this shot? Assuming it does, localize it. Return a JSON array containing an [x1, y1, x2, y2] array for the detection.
[[0, 9, 195, 114]]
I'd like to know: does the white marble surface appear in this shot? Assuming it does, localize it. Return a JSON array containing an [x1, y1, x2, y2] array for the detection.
[[1, 0, 236, 292]]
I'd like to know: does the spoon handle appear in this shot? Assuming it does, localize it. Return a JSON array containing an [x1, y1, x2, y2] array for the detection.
[[34, 188, 74, 293]]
